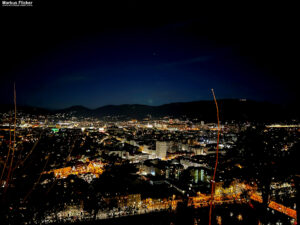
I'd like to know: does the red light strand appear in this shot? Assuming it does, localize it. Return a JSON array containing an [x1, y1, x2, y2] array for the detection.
[[209, 89, 220, 225]]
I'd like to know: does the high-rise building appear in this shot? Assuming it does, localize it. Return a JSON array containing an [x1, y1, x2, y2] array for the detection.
[[156, 141, 168, 159], [200, 169, 204, 182]]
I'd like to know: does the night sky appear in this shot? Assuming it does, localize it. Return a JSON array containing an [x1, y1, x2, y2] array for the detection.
[[1, 1, 298, 109]]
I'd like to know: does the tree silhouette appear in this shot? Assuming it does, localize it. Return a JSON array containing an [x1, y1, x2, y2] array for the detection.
[[222, 126, 292, 223]]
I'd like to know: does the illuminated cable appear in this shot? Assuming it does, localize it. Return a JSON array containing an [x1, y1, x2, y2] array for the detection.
[[209, 89, 220, 225]]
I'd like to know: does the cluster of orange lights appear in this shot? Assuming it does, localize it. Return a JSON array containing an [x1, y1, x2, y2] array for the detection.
[[143, 197, 178, 210], [188, 183, 297, 220], [250, 194, 296, 219], [45, 160, 105, 179]]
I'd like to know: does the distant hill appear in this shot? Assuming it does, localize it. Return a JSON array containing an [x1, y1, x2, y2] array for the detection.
[[92, 100, 299, 122], [56, 105, 94, 117], [0, 99, 298, 122]]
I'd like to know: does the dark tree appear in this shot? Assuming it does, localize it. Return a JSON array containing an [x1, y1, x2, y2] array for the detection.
[[221, 126, 294, 223]]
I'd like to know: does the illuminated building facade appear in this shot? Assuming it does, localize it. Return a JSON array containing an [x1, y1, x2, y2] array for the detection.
[[155, 141, 168, 159]]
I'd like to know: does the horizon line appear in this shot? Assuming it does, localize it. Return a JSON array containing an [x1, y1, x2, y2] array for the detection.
[[0, 98, 282, 111]]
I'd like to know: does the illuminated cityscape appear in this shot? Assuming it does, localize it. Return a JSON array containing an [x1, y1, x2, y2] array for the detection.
[[1, 1, 299, 225], [0, 107, 298, 224]]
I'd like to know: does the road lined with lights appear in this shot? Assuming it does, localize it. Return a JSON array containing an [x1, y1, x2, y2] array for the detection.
[[250, 193, 296, 219], [189, 187, 296, 219]]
